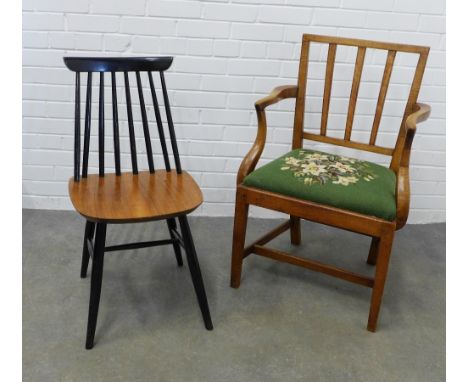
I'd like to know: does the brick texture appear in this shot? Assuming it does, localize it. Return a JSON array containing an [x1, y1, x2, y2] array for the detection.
[[22, 0, 445, 223]]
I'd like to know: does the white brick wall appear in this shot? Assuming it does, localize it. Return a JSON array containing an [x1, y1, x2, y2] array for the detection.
[[22, 0, 446, 223]]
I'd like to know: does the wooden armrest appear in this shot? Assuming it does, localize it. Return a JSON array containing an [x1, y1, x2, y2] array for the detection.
[[395, 103, 431, 229], [405, 103, 431, 130], [400, 103, 431, 168], [255, 85, 298, 111], [236, 85, 298, 184]]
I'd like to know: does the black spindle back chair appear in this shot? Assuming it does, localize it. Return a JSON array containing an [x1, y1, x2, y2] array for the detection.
[[64, 57, 213, 349]]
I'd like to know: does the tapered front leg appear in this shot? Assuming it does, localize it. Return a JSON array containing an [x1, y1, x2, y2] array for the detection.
[[166, 218, 183, 267], [366, 237, 380, 265], [178, 215, 213, 331], [230, 190, 249, 288], [86, 223, 107, 349], [367, 230, 395, 332], [290, 215, 301, 245], [80, 221, 95, 278]]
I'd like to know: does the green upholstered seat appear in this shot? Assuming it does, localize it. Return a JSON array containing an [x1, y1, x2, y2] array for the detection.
[[243, 148, 397, 221]]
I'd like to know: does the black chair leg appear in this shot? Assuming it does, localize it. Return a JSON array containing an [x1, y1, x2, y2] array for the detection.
[[178, 215, 213, 330], [80, 221, 95, 278], [166, 218, 183, 267], [85, 223, 107, 349]]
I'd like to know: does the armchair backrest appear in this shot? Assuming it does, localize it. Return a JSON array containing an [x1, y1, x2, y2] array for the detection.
[[292, 34, 429, 172]]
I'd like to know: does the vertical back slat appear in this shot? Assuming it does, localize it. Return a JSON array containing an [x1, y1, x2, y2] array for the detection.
[[73, 72, 81, 181], [136, 71, 155, 173], [82, 72, 92, 178], [292, 36, 310, 149], [148, 72, 171, 171], [98, 72, 105, 177], [344, 46, 366, 141], [124, 71, 138, 174], [160, 72, 182, 174], [390, 50, 429, 171], [320, 43, 337, 136], [369, 50, 396, 145], [111, 72, 121, 175]]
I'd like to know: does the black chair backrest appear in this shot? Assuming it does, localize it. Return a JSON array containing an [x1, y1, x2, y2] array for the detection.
[[64, 56, 181, 181]]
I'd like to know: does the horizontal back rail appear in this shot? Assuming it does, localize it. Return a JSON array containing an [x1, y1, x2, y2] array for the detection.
[[302, 132, 394, 156], [302, 34, 429, 54], [64, 56, 173, 72]]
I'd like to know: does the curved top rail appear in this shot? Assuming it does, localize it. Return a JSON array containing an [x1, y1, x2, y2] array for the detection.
[[63, 56, 173, 72]]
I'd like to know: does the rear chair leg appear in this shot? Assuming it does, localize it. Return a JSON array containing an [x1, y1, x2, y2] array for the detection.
[[367, 230, 395, 332], [178, 215, 213, 330], [167, 218, 183, 267], [80, 221, 95, 278], [290, 216, 301, 245], [230, 191, 249, 288], [86, 223, 107, 349], [366, 237, 380, 265]]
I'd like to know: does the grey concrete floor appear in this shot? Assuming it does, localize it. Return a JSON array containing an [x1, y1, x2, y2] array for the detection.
[[23, 209, 445, 382]]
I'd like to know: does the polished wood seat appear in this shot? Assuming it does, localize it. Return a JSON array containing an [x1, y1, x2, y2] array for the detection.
[[69, 170, 203, 223]]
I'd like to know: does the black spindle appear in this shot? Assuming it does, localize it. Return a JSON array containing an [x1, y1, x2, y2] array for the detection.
[[111, 72, 121, 175], [136, 72, 155, 173], [124, 71, 138, 174], [148, 72, 171, 172], [160, 72, 182, 173], [98, 72, 105, 177], [82, 72, 92, 178], [74, 72, 81, 181]]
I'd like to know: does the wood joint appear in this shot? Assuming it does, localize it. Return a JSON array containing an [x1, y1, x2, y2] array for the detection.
[[243, 221, 291, 258], [252, 244, 375, 288]]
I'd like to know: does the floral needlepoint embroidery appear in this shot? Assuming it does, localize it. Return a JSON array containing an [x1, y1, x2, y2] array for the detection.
[[280, 151, 377, 186]]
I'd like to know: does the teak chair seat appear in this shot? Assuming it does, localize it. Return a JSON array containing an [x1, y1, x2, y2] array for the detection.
[[69, 170, 202, 223], [64, 56, 212, 349], [230, 34, 431, 332]]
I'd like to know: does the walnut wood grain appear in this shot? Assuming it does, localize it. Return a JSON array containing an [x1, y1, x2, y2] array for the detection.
[[231, 33, 431, 332], [243, 220, 291, 258], [292, 35, 310, 149], [395, 103, 431, 229], [344, 46, 366, 141], [369, 50, 396, 145], [302, 34, 429, 54], [321, 43, 337, 136], [236, 85, 297, 184], [253, 244, 375, 288], [240, 185, 394, 238], [69, 170, 203, 223], [254, 85, 298, 110], [390, 52, 429, 171], [302, 132, 394, 156]]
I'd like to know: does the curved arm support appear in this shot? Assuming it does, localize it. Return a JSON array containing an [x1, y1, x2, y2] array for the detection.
[[395, 103, 431, 229], [237, 85, 298, 184]]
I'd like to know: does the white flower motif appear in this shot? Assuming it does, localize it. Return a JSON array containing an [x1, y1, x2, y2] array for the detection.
[[284, 157, 301, 166], [305, 153, 329, 161], [301, 163, 327, 176], [332, 176, 359, 186], [280, 150, 377, 187], [331, 162, 355, 173]]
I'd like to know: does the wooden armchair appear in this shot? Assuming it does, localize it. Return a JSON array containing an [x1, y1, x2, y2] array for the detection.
[[230, 34, 431, 332]]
